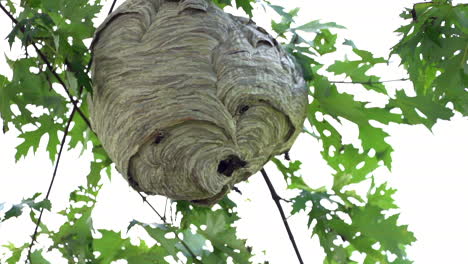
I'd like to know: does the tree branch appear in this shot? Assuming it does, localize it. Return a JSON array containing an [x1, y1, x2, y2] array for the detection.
[[26, 108, 77, 263], [261, 168, 304, 264], [330, 78, 409, 84], [108, 0, 118, 15], [0, 3, 92, 129]]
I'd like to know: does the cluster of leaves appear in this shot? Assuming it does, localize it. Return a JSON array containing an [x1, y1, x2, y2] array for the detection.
[[391, 1, 467, 124], [268, 1, 466, 262], [94, 196, 254, 264], [1, 192, 51, 263], [0, 0, 466, 263], [1, 185, 252, 263], [273, 158, 415, 263], [0, 0, 100, 161]]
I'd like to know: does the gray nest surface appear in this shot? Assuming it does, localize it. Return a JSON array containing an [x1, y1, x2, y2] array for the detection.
[[88, 0, 308, 205]]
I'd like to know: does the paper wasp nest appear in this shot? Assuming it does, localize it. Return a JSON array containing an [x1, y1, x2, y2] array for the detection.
[[88, 0, 308, 205]]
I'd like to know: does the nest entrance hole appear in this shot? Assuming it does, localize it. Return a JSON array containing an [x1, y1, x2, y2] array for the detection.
[[217, 155, 247, 177]]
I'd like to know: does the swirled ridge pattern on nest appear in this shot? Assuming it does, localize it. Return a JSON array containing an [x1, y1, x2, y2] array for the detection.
[[89, 0, 308, 205]]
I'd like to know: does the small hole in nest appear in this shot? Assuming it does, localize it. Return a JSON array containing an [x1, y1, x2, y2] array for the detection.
[[239, 105, 250, 114], [217, 155, 247, 177], [153, 131, 165, 144]]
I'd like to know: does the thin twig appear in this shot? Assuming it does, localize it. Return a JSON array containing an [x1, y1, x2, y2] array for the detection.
[[26, 108, 77, 262], [261, 168, 304, 264], [108, 0, 118, 15], [330, 78, 409, 84], [0, 3, 92, 129], [138, 192, 165, 221], [138, 193, 201, 263]]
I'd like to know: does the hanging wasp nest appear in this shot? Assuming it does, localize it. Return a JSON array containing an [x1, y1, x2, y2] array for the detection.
[[88, 0, 308, 206]]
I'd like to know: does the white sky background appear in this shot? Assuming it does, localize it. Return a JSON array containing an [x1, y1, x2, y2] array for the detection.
[[1, 0, 468, 263]]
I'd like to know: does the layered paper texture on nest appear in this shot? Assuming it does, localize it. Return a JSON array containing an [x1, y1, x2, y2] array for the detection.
[[89, 0, 308, 205]]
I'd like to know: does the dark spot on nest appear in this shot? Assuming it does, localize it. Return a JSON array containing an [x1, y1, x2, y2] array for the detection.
[[239, 105, 250, 114], [218, 155, 247, 177], [154, 131, 165, 144]]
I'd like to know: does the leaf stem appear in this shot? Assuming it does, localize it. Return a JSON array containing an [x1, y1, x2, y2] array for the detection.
[[261, 168, 305, 264]]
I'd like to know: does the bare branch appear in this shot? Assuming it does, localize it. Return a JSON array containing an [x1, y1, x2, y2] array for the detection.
[[261, 168, 304, 264], [108, 0, 118, 15]]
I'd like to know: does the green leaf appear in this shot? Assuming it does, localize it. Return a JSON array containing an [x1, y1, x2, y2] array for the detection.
[[2, 57, 67, 132], [0, 74, 12, 132], [178, 229, 206, 257], [272, 158, 321, 192], [3, 205, 23, 220], [343, 39, 357, 49], [5, 0, 16, 14], [86, 159, 112, 186], [3, 242, 28, 264], [313, 29, 337, 55], [15, 115, 62, 162], [94, 230, 132, 264], [270, 5, 300, 24], [235, 0, 253, 16], [294, 20, 345, 33], [271, 158, 302, 181], [29, 250, 51, 264], [367, 181, 398, 210], [270, 6, 300, 37], [2, 193, 50, 221], [175, 201, 253, 263], [95, 229, 170, 264], [387, 90, 454, 129], [211, 0, 231, 9], [138, 222, 180, 259], [50, 186, 99, 263], [351, 205, 416, 257], [327, 49, 388, 94], [292, 189, 415, 263], [310, 77, 399, 173]]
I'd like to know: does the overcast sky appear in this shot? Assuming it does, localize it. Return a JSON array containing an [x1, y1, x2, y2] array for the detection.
[[1, 0, 467, 263]]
